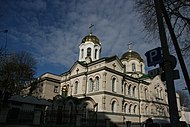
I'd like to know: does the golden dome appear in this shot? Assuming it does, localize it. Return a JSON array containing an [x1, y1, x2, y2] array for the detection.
[[121, 51, 143, 62], [81, 34, 100, 45]]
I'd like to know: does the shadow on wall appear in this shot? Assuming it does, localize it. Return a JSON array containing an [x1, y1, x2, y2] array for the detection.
[[0, 94, 174, 127]]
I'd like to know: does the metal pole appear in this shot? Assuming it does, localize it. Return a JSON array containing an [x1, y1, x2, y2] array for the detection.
[[159, 0, 190, 95], [154, 0, 180, 126]]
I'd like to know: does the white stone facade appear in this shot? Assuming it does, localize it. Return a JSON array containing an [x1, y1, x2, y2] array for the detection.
[[33, 33, 172, 123]]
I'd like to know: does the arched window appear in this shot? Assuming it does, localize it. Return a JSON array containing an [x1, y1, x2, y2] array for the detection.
[[112, 78, 116, 92], [88, 78, 93, 92], [87, 47, 91, 57], [95, 76, 99, 91], [124, 104, 127, 113], [140, 64, 143, 73], [124, 83, 127, 95], [145, 106, 148, 115], [128, 85, 131, 96], [129, 104, 132, 114], [133, 86, 136, 97], [95, 49, 98, 59], [81, 49, 84, 59], [133, 105, 137, 114], [160, 89, 163, 99], [132, 63, 136, 72], [122, 84, 124, 94], [145, 88, 148, 100], [74, 81, 78, 94], [111, 101, 116, 112], [157, 89, 159, 98]]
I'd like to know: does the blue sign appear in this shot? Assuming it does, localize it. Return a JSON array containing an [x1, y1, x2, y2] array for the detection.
[[145, 47, 163, 67]]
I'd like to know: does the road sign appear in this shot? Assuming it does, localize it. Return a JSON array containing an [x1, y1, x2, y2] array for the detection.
[[159, 55, 177, 71], [161, 70, 180, 81], [148, 67, 163, 77], [145, 47, 163, 67]]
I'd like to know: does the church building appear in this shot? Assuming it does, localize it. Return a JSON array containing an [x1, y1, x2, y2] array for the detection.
[[28, 31, 172, 123]]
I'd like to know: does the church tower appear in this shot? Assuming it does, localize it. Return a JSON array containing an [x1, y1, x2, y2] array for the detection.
[[120, 43, 145, 78], [79, 25, 101, 62]]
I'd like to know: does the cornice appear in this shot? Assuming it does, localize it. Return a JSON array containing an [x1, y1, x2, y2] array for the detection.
[[39, 77, 61, 84]]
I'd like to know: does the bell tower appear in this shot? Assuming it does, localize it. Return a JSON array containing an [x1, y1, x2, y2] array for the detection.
[[79, 25, 101, 62]]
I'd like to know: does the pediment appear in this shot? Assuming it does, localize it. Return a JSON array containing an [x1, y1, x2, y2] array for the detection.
[[105, 56, 124, 72], [151, 75, 166, 89], [69, 61, 86, 76]]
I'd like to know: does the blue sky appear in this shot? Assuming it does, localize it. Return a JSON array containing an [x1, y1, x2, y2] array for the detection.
[[0, 0, 188, 91]]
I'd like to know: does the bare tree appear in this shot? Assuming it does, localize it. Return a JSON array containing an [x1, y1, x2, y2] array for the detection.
[[0, 51, 36, 95], [176, 90, 190, 110], [134, 0, 190, 55]]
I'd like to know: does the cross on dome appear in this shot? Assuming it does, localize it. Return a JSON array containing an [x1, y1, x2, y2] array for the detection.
[[128, 42, 133, 52], [89, 24, 94, 35]]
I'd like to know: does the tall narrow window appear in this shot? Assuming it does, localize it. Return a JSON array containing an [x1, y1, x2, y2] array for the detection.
[[140, 64, 143, 73], [133, 105, 137, 114], [145, 88, 148, 100], [128, 85, 131, 96], [74, 81, 78, 94], [132, 63, 136, 72], [112, 78, 116, 92], [124, 83, 127, 95], [124, 104, 127, 113], [88, 78, 93, 92], [111, 101, 116, 112], [160, 89, 163, 99], [95, 76, 99, 91], [121, 84, 123, 94], [145, 106, 148, 115], [95, 49, 98, 59], [157, 89, 159, 98], [133, 86, 136, 97], [87, 47, 91, 57], [129, 104, 132, 114], [81, 49, 84, 59]]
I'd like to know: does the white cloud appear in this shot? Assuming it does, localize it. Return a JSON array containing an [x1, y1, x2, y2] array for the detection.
[[1, 0, 189, 90], [0, 0, 153, 67]]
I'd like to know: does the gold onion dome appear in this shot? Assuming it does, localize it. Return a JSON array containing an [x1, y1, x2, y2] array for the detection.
[[81, 33, 100, 45], [121, 51, 143, 62]]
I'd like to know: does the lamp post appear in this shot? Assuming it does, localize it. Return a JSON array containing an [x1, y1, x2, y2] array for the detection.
[[154, 0, 180, 126]]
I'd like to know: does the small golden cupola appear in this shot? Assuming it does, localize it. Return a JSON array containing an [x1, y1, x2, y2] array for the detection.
[[81, 33, 100, 45], [78, 25, 101, 62], [121, 51, 144, 62], [121, 43, 145, 78]]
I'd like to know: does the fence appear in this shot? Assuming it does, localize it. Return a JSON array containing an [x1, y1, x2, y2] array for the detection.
[[4, 108, 175, 127], [6, 108, 35, 124], [45, 109, 107, 127]]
